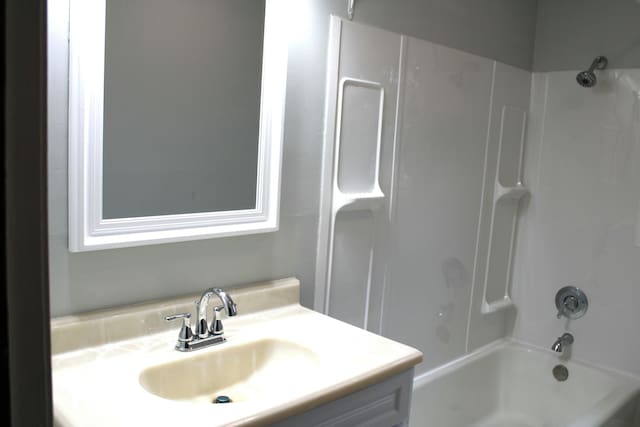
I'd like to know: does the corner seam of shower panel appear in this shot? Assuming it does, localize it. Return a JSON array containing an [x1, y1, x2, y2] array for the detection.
[[377, 34, 408, 336], [313, 16, 343, 314]]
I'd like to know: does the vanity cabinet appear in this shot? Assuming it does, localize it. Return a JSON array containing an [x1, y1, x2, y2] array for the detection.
[[274, 369, 414, 427]]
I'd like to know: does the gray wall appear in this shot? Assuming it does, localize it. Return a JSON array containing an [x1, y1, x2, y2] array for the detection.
[[534, 0, 640, 71], [49, 0, 537, 317], [349, 0, 537, 70]]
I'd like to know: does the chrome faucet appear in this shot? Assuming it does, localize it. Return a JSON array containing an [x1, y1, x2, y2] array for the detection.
[[165, 288, 237, 352], [195, 287, 238, 338], [551, 332, 574, 355]]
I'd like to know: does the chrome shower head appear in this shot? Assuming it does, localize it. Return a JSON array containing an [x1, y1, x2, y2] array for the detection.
[[576, 56, 608, 87], [576, 70, 597, 87]]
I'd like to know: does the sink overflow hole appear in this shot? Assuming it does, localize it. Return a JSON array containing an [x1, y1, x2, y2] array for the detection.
[[553, 364, 569, 382]]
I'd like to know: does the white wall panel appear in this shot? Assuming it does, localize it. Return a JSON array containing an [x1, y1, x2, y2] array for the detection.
[[317, 19, 533, 375], [382, 37, 495, 373], [314, 18, 402, 332], [328, 210, 375, 328], [467, 63, 532, 352], [511, 69, 640, 376]]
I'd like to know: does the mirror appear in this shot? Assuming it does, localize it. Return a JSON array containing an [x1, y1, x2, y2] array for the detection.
[[68, 0, 287, 252]]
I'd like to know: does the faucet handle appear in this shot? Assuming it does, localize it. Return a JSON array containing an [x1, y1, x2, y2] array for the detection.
[[211, 306, 224, 336], [165, 313, 194, 343], [165, 312, 191, 320]]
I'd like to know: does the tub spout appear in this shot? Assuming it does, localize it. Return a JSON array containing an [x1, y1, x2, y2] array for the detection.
[[551, 333, 574, 355]]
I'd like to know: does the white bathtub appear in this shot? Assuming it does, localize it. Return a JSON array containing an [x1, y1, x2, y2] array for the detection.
[[410, 340, 640, 427]]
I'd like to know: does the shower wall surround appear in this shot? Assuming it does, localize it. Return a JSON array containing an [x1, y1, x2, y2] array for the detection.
[[315, 19, 531, 374], [49, 0, 537, 316], [511, 69, 640, 377]]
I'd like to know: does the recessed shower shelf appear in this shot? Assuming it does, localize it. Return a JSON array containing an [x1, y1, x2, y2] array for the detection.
[[332, 190, 386, 212], [314, 18, 406, 332], [317, 70, 389, 322], [482, 296, 516, 314], [480, 106, 529, 315], [494, 183, 528, 202]]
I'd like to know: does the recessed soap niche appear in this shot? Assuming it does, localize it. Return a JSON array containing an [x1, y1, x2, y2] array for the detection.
[[314, 17, 402, 332], [337, 80, 384, 195], [327, 77, 386, 328], [481, 106, 528, 313]]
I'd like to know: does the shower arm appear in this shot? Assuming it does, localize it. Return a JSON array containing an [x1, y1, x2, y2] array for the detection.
[[587, 56, 608, 72]]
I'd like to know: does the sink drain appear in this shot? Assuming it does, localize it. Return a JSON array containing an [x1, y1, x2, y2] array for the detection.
[[553, 364, 569, 382], [213, 395, 232, 404]]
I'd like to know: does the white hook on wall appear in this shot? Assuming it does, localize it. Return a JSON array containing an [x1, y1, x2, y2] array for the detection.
[[347, 0, 355, 20]]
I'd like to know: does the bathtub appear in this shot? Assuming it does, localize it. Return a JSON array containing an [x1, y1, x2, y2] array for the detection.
[[409, 340, 640, 427]]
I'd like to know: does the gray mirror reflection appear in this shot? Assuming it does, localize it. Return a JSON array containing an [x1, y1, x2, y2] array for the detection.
[[102, 0, 265, 219]]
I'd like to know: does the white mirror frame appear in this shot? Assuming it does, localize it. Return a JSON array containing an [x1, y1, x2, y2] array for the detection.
[[68, 0, 287, 252]]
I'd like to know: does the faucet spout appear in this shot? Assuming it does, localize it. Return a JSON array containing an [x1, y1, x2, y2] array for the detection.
[[213, 288, 238, 317], [551, 333, 574, 355]]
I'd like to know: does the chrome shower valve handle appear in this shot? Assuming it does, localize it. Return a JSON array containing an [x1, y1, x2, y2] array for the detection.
[[555, 286, 588, 320]]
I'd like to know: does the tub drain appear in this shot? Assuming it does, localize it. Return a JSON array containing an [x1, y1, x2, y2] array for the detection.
[[213, 395, 232, 404], [553, 364, 569, 381]]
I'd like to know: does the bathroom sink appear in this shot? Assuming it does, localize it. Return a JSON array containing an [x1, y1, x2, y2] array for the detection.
[[138, 338, 321, 403], [52, 279, 422, 427]]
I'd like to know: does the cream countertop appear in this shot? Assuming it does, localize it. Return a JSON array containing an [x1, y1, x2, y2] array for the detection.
[[51, 278, 422, 427]]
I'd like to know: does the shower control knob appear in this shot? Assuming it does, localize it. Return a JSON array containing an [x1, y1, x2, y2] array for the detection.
[[555, 286, 588, 320], [563, 295, 578, 311]]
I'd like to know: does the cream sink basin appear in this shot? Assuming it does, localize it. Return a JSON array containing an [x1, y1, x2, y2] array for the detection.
[[139, 338, 321, 403]]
